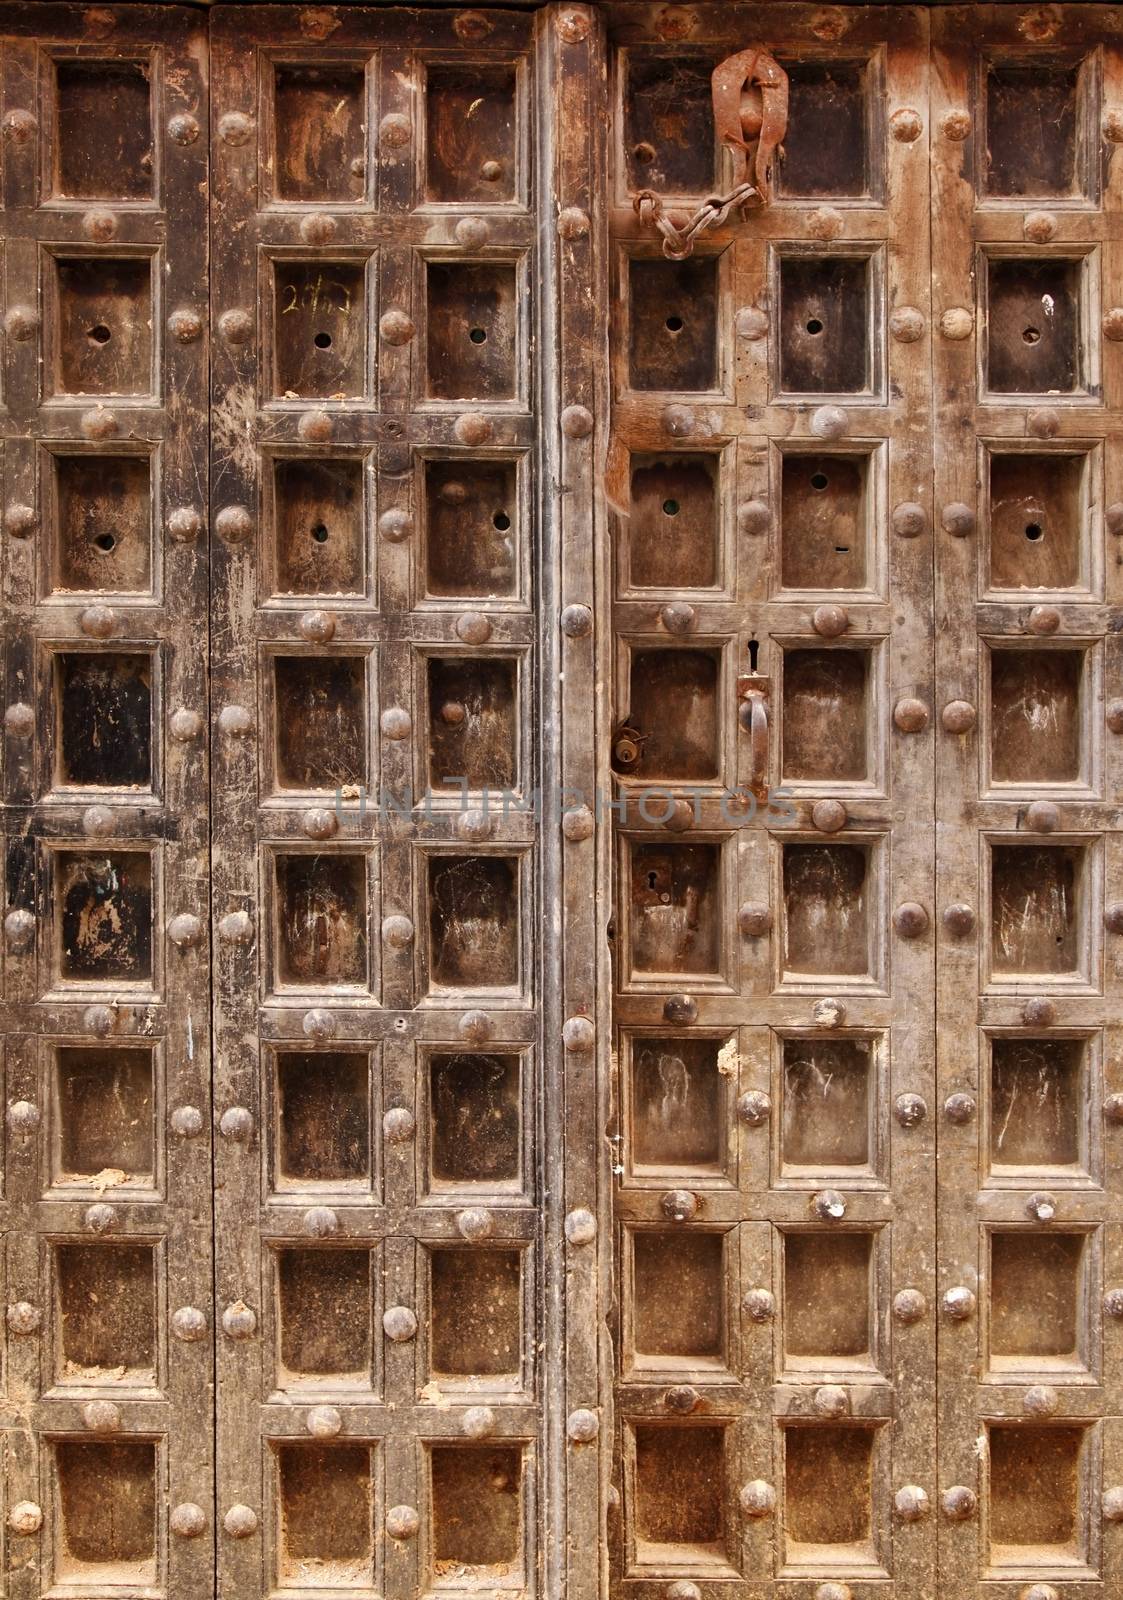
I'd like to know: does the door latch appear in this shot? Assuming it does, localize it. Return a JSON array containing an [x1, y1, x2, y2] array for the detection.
[[633, 46, 789, 258], [737, 675, 770, 799]]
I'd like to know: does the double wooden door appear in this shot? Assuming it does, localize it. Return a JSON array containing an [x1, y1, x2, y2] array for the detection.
[[1, 4, 1123, 1596]]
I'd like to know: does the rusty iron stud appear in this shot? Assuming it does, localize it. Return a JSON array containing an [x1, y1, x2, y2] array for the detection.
[[1106, 904, 1123, 935], [567, 1409, 599, 1442], [1104, 1094, 1123, 1125], [3, 910, 34, 952], [170, 1503, 207, 1537], [560, 603, 592, 638], [6, 1301, 40, 1335], [813, 1384, 849, 1417], [660, 601, 695, 635], [299, 610, 336, 643], [170, 1106, 204, 1139], [565, 1208, 597, 1245], [455, 216, 491, 248], [303, 1008, 336, 1042], [383, 1107, 416, 1144], [2, 110, 36, 143], [891, 500, 927, 536], [4, 502, 35, 539], [463, 1404, 496, 1438], [459, 1009, 492, 1043], [738, 902, 772, 937], [811, 404, 847, 439], [944, 1092, 977, 1125], [557, 207, 590, 241], [890, 106, 923, 141], [218, 111, 253, 145], [663, 799, 693, 833], [811, 1188, 846, 1221], [218, 308, 253, 345], [812, 996, 847, 1028], [8, 1502, 42, 1535], [941, 501, 975, 536], [893, 902, 929, 938], [379, 112, 411, 148], [1028, 407, 1061, 439], [941, 1485, 977, 1520], [457, 1206, 494, 1242], [942, 1285, 976, 1320], [3, 305, 38, 341], [1028, 607, 1062, 638], [382, 915, 414, 949], [661, 403, 694, 437], [7, 1100, 38, 1134], [306, 1405, 342, 1438], [941, 699, 976, 734], [736, 1090, 771, 1127], [941, 109, 971, 140], [82, 804, 114, 839], [379, 507, 412, 542], [1108, 699, 1123, 734], [661, 1189, 699, 1223], [456, 610, 492, 645], [664, 993, 697, 1024], [383, 1306, 418, 1342], [223, 1503, 258, 1538], [454, 9, 492, 40], [168, 913, 203, 949], [893, 697, 929, 733], [895, 1093, 927, 1128], [561, 404, 594, 438], [380, 707, 411, 741], [379, 309, 415, 345], [743, 1288, 775, 1321], [457, 808, 494, 843], [735, 308, 769, 341], [737, 498, 770, 535], [556, 9, 590, 41], [218, 910, 253, 944], [812, 603, 849, 637], [1104, 1487, 1123, 1522], [663, 1384, 700, 1414], [895, 1485, 931, 1521], [84, 1003, 116, 1037], [562, 805, 595, 842], [83, 1399, 120, 1433], [169, 708, 203, 743], [455, 412, 492, 446], [171, 1307, 207, 1342], [739, 1480, 776, 1517], [1023, 1383, 1059, 1417], [303, 1206, 338, 1239], [812, 798, 847, 833], [1024, 209, 1057, 242], [814, 1587, 852, 1600], [219, 1107, 253, 1142], [80, 604, 115, 639], [939, 307, 973, 340], [4, 702, 33, 737], [1023, 996, 1056, 1028], [1026, 1191, 1057, 1222], [80, 405, 118, 439], [221, 1301, 257, 1340], [219, 705, 254, 737], [1107, 503, 1123, 536], [893, 1288, 926, 1324], [562, 1016, 595, 1052], [942, 903, 976, 937], [807, 206, 843, 241], [215, 505, 253, 544], [300, 212, 336, 245], [889, 308, 924, 344], [84, 1206, 117, 1237], [1105, 1288, 1123, 1317], [168, 308, 203, 343], [299, 409, 333, 443]]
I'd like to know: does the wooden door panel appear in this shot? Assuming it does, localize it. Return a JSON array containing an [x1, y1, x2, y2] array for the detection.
[[0, 7, 212, 1598]]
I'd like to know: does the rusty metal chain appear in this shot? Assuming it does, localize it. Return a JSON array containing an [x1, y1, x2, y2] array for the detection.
[[633, 181, 761, 259]]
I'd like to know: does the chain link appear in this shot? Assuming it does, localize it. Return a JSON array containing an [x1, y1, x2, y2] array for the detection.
[[633, 181, 761, 259]]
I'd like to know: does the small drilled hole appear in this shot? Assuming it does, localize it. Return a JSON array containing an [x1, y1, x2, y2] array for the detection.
[[634, 142, 656, 164], [492, 511, 511, 531], [87, 323, 111, 345], [1025, 522, 1044, 541], [806, 317, 824, 335], [662, 499, 680, 516], [311, 522, 329, 544], [93, 532, 116, 553], [810, 471, 829, 491], [835, 545, 849, 553], [469, 327, 487, 344], [1022, 327, 1041, 345], [665, 315, 684, 333], [313, 331, 332, 349]]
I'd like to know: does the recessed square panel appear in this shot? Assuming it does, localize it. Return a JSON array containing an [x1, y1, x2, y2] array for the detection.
[[985, 257, 1083, 394], [777, 58, 871, 198], [273, 261, 367, 398], [623, 54, 717, 194], [988, 452, 1087, 591], [624, 648, 719, 781], [52, 257, 153, 397], [276, 1248, 372, 1385], [272, 655, 366, 791], [629, 257, 718, 391], [985, 63, 1082, 198], [782, 648, 870, 783], [56, 850, 152, 984], [54, 60, 153, 200], [626, 453, 718, 589], [426, 262, 518, 400], [273, 64, 366, 202], [425, 63, 517, 203], [274, 854, 369, 990], [783, 1231, 874, 1365], [989, 843, 1087, 980], [427, 854, 519, 991], [989, 648, 1085, 785], [55, 1243, 156, 1382], [632, 1423, 728, 1566], [54, 652, 152, 789], [784, 1425, 876, 1563], [989, 1230, 1085, 1371], [782, 842, 873, 980], [424, 460, 518, 598], [427, 656, 518, 792], [428, 1052, 520, 1188], [429, 1247, 521, 1379], [990, 1037, 1084, 1173], [55, 1440, 157, 1582], [272, 456, 365, 597], [53, 1046, 155, 1185], [276, 1443, 373, 1587], [52, 453, 152, 595], [429, 1445, 524, 1579], [782, 1037, 874, 1170], [631, 1230, 724, 1366], [779, 256, 870, 393], [988, 1424, 1087, 1566], [629, 842, 721, 978], [629, 1034, 727, 1174], [274, 1051, 371, 1190], [780, 453, 869, 591]]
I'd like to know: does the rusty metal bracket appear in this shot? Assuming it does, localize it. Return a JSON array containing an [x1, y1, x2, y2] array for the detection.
[[632, 46, 789, 259]]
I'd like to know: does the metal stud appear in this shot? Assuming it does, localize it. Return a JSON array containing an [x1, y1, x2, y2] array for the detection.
[[565, 1208, 597, 1245], [168, 912, 203, 949], [383, 1107, 416, 1144], [1023, 1383, 1059, 1416], [455, 216, 491, 248], [941, 501, 975, 536], [386, 1504, 421, 1539], [170, 1503, 207, 1537], [1023, 209, 1058, 243], [459, 1009, 492, 1043], [168, 307, 203, 343], [810, 404, 847, 439], [218, 112, 253, 145], [457, 1207, 493, 1242], [8, 1502, 42, 1535], [811, 1188, 845, 1221], [813, 1384, 849, 1417], [298, 409, 333, 443], [895, 1093, 927, 1128], [939, 307, 973, 339], [221, 1301, 257, 1340], [1025, 797, 1064, 830], [736, 1090, 771, 1128], [889, 308, 924, 344], [80, 604, 114, 638], [223, 1503, 258, 1538], [379, 507, 413, 543], [944, 1092, 976, 1125], [812, 996, 847, 1028], [463, 1405, 496, 1438], [456, 611, 492, 645], [560, 603, 592, 638], [85, 1202, 116, 1233], [893, 697, 929, 733], [171, 1306, 207, 1342], [812, 603, 849, 637], [382, 915, 414, 949], [170, 1105, 204, 1139], [3, 305, 38, 341], [739, 1479, 777, 1516], [941, 1485, 977, 1520], [379, 112, 411, 148], [1022, 996, 1056, 1027], [561, 404, 593, 438], [454, 412, 492, 446], [83, 1399, 120, 1432], [215, 505, 253, 544], [3, 910, 34, 952], [743, 1288, 775, 1321], [942, 903, 976, 937], [664, 1384, 699, 1413], [890, 107, 923, 142], [661, 1189, 699, 1223], [563, 1016, 595, 1052], [562, 805, 595, 842], [303, 1008, 336, 1041], [557, 207, 589, 241], [220, 1106, 253, 1142], [942, 1285, 976, 1320], [941, 699, 976, 734], [893, 902, 929, 938], [1104, 1093, 1123, 1125], [300, 212, 336, 245], [1025, 1190, 1057, 1222], [306, 1405, 342, 1438], [567, 1408, 599, 1442], [6, 1301, 40, 1335], [379, 309, 415, 345], [895, 1485, 930, 1521], [735, 308, 769, 340], [811, 798, 847, 833], [1103, 1486, 1123, 1522], [893, 1288, 926, 1324], [383, 1306, 418, 1342], [218, 909, 253, 944], [660, 601, 695, 635], [663, 993, 697, 1025], [303, 1206, 338, 1238]]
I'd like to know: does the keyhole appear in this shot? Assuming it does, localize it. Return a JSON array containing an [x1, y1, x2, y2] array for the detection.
[[662, 499, 680, 516], [493, 510, 511, 531], [311, 522, 329, 544], [469, 327, 487, 344], [1022, 326, 1041, 345], [665, 315, 683, 333], [806, 317, 824, 335], [1025, 522, 1044, 542], [748, 637, 760, 671], [647, 871, 658, 890], [87, 323, 111, 345], [93, 532, 116, 553], [314, 331, 332, 349]]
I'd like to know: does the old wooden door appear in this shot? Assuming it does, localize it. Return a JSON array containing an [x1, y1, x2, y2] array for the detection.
[[1, 3, 1123, 1597]]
